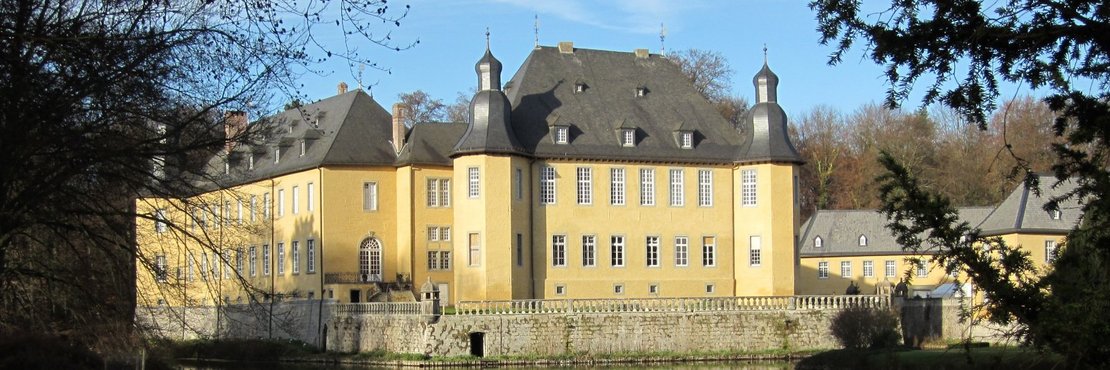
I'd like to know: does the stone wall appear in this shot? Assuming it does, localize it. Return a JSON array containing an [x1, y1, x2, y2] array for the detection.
[[897, 297, 1017, 346], [137, 300, 332, 346], [328, 309, 842, 357]]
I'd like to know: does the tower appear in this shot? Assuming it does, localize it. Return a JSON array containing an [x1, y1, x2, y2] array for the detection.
[[450, 42, 533, 302], [733, 58, 803, 296]]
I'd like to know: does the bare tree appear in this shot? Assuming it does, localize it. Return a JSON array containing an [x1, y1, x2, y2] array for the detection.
[[668, 49, 734, 103], [446, 90, 474, 123], [0, 0, 412, 362], [795, 105, 847, 213], [397, 90, 448, 126]]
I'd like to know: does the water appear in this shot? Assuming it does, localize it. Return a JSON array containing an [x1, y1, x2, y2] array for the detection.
[[179, 359, 798, 369]]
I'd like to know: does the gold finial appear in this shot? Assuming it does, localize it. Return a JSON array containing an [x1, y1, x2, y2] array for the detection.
[[659, 23, 667, 55]]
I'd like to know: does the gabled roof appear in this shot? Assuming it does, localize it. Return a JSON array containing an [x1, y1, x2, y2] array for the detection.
[[202, 90, 394, 188], [397, 122, 468, 166], [504, 46, 750, 164], [976, 175, 1082, 235]]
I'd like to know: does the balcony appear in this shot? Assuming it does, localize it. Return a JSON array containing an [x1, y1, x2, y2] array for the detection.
[[324, 272, 381, 284]]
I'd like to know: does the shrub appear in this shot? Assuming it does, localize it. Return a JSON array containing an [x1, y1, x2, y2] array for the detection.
[[830, 305, 900, 350]]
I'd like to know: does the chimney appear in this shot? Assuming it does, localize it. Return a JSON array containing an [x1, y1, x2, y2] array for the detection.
[[391, 103, 408, 154], [558, 41, 574, 54], [634, 48, 649, 59], [224, 111, 248, 154], [337, 81, 349, 95]]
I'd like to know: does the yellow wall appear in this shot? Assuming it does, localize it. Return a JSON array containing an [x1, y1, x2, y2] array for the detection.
[[797, 255, 953, 296], [733, 163, 798, 296]]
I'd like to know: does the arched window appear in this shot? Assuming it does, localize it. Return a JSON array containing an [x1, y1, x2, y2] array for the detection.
[[814, 236, 823, 248], [859, 235, 868, 247], [359, 238, 382, 282]]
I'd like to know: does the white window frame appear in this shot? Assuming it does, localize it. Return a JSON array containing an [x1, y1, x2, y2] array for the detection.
[[1045, 240, 1058, 263], [582, 235, 596, 267], [155, 254, 168, 283], [669, 169, 684, 206], [841, 261, 852, 278], [262, 244, 271, 276], [640, 168, 655, 206], [916, 261, 929, 278], [611, 235, 625, 267], [815, 236, 823, 248], [428, 226, 439, 241], [621, 129, 635, 147], [741, 169, 757, 207], [818, 261, 829, 279], [277, 189, 285, 217], [610, 168, 625, 206], [291, 241, 300, 274], [467, 167, 480, 198], [646, 236, 660, 267], [859, 235, 868, 246], [698, 169, 713, 207], [363, 182, 378, 211], [441, 179, 451, 207], [885, 260, 896, 278], [702, 236, 716, 267], [249, 195, 257, 222], [292, 186, 300, 214], [248, 246, 257, 277], [577, 167, 592, 205], [441, 226, 451, 241], [540, 166, 556, 205], [154, 209, 167, 233], [307, 183, 314, 212], [306, 239, 316, 273], [675, 236, 689, 266], [427, 179, 439, 207], [749, 235, 762, 266], [681, 132, 693, 149], [552, 235, 567, 267], [863, 260, 874, 278], [277, 242, 285, 275], [555, 126, 569, 144]]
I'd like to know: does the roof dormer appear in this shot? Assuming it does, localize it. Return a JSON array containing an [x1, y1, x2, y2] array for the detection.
[[673, 122, 697, 149]]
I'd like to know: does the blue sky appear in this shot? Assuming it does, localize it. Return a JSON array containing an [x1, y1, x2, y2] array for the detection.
[[295, 0, 957, 116]]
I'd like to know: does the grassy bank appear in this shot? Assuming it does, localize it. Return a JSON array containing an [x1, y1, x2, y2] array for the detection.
[[797, 346, 1063, 369]]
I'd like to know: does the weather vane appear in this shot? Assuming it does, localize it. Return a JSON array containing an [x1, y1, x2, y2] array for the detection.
[[534, 14, 540, 48], [485, 27, 490, 49], [763, 43, 768, 63], [356, 63, 365, 90], [660, 23, 667, 55]]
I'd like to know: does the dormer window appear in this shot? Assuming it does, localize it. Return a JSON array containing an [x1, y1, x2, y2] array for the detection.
[[680, 132, 693, 149], [274, 148, 281, 164], [300, 140, 307, 156], [858, 235, 868, 247], [224, 161, 230, 175], [554, 126, 569, 144], [635, 87, 648, 97], [620, 129, 635, 147], [248, 154, 255, 170], [814, 236, 823, 248], [1051, 209, 1061, 220], [574, 82, 587, 93]]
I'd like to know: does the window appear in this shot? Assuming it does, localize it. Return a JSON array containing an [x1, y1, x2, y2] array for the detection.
[[307, 183, 314, 211], [698, 170, 712, 206], [741, 169, 757, 206], [428, 226, 439, 241], [250, 195, 257, 222], [840, 261, 852, 278], [577, 167, 592, 205], [749, 236, 762, 266], [306, 240, 316, 273], [468, 167, 480, 198], [1051, 209, 1062, 220], [200, 252, 208, 279], [610, 168, 625, 205], [613, 284, 625, 295], [187, 253, 195, 281], [620, 129, 635, 147], [818, 261, 829, 279], [259, 245, 271, 276], [814, 236, 823, 248], [155, 255, 168, 283], [702, 236, 716, 266], [885, 260, 896, 278], [1045, 240, 1058, 263], [640, 168, 655, 206], [552, 235, 567, 266], [237, 200, 243, 224], [675, 236, 689, 266], [859, 235, 868, 247], [359, 238, 383, 282], [440, 179, 450, 207], [582, 235, 596, 266], [441, 227, 451, 241], [300, 140, 306, 156], [649, 284, 660, 295], [440, 251, 451, 270], [705, 283, 715, 294], [291, 241, 300, 274], [516, 233, 523, 266], [236, 247, 244, 274], [223, 201, 232, 226], [555, 126, 569, 144], [277, 189, 285, 217], [263, 193, 271, 219], [427, 251, 439, 270], [540, 166, 556, 204], [555, 284, 567, 295], [611, 235, 625, 267], [276, 242, 285, 275], [274, 148, 281, 163], [468, 233, 481, 266], [363, 182, 378, 211], [249, 246, 257, 277], [646, 236, 660, 267], [211, 252, 220, 279], [154, 209, 167, 233], [669, 169, 684, 206], [863, 260, 874, 278], [248, 153, 255, 170], [427, 179, 439, 207], [515, 169, 523, 200], [680, 132, 693, 149], [292, 186, 300, 214], [916, 261, 929, 278]]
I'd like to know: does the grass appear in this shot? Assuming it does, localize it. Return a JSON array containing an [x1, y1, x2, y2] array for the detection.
[[798, 346, 1064, 369]]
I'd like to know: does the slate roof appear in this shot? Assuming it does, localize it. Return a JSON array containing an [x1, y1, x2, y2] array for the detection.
[[397, 122, 468, 166], [976, 175, 1082, 235], [201, 90, 395, 189], [503, 46, 796, 164], [798, 175, 1082, 257]]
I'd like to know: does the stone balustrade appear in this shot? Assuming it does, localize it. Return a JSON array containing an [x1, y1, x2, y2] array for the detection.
[[454, 295, 890, 316], [332, 301, 434, 316]]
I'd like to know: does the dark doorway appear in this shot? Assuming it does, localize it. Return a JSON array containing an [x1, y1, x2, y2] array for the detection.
[[350, 289, 361, 303], [468, 332, 484, 357]]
